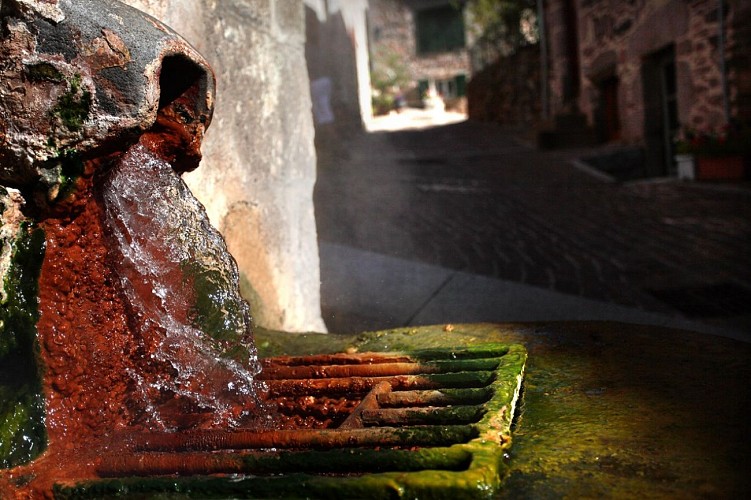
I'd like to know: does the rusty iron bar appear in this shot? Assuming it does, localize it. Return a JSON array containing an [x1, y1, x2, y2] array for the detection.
[[259, 346, 510, 370], [260, 362, 432, 379], [377, 388, 493, 407], [264, 372, 496, 397], [360, 406, 485, 426], [259, 359, 501, 380], [98, 447, 474, 478], [261, 352, 413, 368], [270, 396, 358, 423], [122, 425, 477, 453], [339, 381, 391, 429]]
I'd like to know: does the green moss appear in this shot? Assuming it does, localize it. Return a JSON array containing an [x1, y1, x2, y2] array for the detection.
[[424, 370, 496, 387], [25, 63, 64, 83], [43, 149, 84, 202], [51, 75, 91, 132], [180, 260, 250, 363], [232, 446, 474, 474], [239, 272, 267, 327], [0, 226, 46, 469], [55, 470, 491, 500]]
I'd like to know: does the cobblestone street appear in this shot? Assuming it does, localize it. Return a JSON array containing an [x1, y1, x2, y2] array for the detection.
[[314, 117, 751, 338]]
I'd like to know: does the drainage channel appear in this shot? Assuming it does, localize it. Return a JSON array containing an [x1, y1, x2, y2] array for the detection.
[[56, 343, 526, 499]]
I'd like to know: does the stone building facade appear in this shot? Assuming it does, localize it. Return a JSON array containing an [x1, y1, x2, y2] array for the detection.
[[544, 0, 751, 176], [467, 45, 541, 125], [368, 0, 473, 109], [123, 0, 327, 332]]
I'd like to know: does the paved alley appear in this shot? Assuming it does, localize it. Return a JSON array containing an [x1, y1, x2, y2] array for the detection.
[[314, 115, 751, 341]]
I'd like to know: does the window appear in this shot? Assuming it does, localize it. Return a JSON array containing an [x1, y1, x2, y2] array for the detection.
[[415, 5, 466, 55], [436, 74, 467, 99]]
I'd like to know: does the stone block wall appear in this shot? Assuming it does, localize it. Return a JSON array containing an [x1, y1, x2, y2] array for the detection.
[[728, 0, 751, 122], [368, 0, 471, 98], [545, 0, 580, 115], [467, 45, 541, 125], [123, 0, 326, 332], [553, 0, 739, 143]]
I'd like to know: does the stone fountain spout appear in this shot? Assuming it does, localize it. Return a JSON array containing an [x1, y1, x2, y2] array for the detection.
[[0, 0, 266, 493]]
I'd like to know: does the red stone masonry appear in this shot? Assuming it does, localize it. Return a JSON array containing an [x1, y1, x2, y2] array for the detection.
[[547, 0, 739, 143]]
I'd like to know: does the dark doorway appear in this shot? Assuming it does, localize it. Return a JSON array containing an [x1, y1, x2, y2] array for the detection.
[[642, 45, 678, 177], [598, 76, 621, 142]]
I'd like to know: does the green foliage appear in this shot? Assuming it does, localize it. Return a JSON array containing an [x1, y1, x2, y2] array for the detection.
[[467, 0, 539, 55], [371, 47, 411, 94], [371, 47, 410, 114]]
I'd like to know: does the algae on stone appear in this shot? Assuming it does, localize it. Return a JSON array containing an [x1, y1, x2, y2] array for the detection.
[[0, 187, 46, 468], [50, 75, 92, 133]]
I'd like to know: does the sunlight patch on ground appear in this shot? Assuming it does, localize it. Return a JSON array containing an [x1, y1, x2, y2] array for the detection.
[[365, 107, 467, 133]]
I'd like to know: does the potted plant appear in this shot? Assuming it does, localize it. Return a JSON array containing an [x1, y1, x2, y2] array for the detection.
[[674, 123, 750, 181]]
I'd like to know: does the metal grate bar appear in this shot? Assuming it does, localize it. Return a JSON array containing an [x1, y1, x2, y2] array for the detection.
[[360, 405, 485, 426], [260, 352, 415, 367], [339, 381, 391, 429], [259, 358, 501, 379], [122, 425, 477, 452], [264, 371, 496, 396], [377, 388, 493, 407], [97, 447, 474, 478]]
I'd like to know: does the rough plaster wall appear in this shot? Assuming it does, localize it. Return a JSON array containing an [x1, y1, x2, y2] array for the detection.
[[304, 0, 371, 127], [123, 0, 326, 333], [321, 0, 372, 124]]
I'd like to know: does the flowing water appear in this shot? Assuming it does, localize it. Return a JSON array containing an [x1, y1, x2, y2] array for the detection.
[[100, 141, 265, 429]]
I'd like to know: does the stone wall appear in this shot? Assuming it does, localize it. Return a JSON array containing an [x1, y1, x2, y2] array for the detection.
[[123, 0, 326, 332], [545, 0, 580, 115], [368, 0, 471, 100], [728, 0, 751, 122], [548, 0, 739, 143], [467, 45, 541, 125]]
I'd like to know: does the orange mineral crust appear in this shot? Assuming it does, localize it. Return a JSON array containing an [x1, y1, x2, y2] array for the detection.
[[37, 176, 141, 444]]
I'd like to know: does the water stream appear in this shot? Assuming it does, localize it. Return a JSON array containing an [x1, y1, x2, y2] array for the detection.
[[100, 141, 265, 429]]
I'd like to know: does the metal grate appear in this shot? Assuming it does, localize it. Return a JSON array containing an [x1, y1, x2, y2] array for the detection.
[[57, 343, 526, 499]]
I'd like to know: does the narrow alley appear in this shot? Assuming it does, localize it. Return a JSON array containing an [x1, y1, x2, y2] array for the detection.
[[314, 117, 751, 341]]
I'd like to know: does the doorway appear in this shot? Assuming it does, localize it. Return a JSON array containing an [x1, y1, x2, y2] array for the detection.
[[642, 45, 679, 177], [597, 75, 621, 142]]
